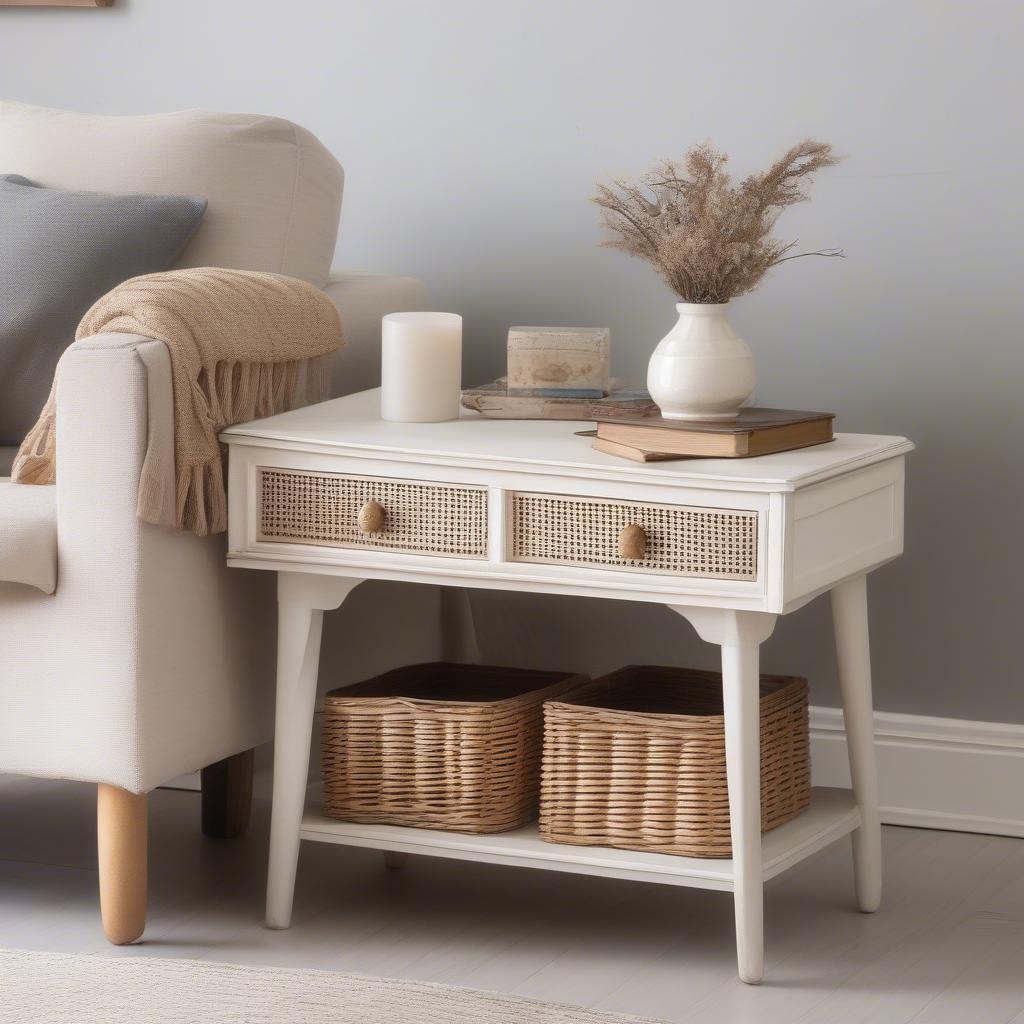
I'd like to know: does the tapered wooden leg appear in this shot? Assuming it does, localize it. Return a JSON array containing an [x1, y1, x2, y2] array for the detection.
[[266, 594, 325, 930], [97, 784, 147, 945], [832, 574, 882, 913], [721, 640, 765, 985], [266, 573, 364, 930], [671, 606, 777, 985], [201, 748, 255, 839]]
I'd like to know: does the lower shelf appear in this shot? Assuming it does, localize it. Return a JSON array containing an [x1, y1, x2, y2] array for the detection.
[[300, 786, 860, 892]]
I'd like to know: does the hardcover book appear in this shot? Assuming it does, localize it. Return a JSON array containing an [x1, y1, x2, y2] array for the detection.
[[591, 436, 681, 462], [461, 378, 657, 420], [595, 408, 835, 458]]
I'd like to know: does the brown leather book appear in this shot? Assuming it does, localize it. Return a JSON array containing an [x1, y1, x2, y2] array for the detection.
[[595, 408, 835, 458]]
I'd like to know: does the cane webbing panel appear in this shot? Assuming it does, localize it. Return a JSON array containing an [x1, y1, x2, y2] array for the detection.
[[511, 492, 757, 580], [258, 468, 488, 558]]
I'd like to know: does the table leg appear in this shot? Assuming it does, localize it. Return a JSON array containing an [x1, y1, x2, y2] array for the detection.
[[721, 638, 765, 984], [266, 572, 364, 930], [671, 607, 777, 985], [440, 586, 481, 663], [831, 574, 882, 913]]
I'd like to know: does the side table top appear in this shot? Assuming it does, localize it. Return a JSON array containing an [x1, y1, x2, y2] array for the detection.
[[222, 388, 913, 492]]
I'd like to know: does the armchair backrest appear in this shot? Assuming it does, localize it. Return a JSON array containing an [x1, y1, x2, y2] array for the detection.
[[0, 102, 343, 288]]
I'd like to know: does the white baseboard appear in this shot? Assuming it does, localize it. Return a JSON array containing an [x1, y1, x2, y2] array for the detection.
[[810, 707, 1024, 838]]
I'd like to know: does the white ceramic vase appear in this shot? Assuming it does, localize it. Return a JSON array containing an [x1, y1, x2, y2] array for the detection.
[[646, 302, 756, 421]]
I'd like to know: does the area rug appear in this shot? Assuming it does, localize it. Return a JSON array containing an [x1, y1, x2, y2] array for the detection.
[[1, 949, 663, 1024]]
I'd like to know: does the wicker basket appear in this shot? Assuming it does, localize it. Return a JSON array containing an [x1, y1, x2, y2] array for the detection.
[[539, 666, 810, 857], [322, 663, 588, 834]]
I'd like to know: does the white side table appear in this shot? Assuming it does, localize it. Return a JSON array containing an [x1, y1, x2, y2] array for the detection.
[[222, 389, 913, 984]]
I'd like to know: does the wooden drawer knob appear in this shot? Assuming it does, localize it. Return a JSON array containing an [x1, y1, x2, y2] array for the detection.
[[357, 500, 386, 534], [618, 523, 647, 560]]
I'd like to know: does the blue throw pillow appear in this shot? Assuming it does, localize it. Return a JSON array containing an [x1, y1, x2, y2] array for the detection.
[[0, 174, 206, 444]]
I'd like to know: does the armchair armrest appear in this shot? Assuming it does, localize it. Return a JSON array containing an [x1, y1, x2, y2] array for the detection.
[[322, 272, 429, 397], [0, 335, 177, 789], [4, 332, 275, 792], [57, 333, 176, 524]]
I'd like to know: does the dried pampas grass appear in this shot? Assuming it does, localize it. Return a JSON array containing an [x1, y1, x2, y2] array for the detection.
[[593, 140, 842, 303]]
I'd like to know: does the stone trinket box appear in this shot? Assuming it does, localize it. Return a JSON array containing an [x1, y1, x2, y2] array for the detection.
[[507, 326, 611, 397]]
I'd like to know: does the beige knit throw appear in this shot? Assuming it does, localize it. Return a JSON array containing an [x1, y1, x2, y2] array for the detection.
[[12, 268, 342, 536]]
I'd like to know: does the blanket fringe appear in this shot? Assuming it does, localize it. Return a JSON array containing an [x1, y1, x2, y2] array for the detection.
[[11, 381, 57, 486], [172, 354, 331, 536]]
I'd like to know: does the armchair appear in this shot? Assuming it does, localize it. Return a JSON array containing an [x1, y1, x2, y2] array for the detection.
[[0, 103, 428, 943]]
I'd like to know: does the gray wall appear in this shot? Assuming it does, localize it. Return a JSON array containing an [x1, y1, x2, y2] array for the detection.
[[2, 1, 1021, 722]]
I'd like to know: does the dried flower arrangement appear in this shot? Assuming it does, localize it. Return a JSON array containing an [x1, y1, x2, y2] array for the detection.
[[593, 140, 842, 303]]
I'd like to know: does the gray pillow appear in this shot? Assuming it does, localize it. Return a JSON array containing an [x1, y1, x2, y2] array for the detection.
[[0, 174, 206, 444]]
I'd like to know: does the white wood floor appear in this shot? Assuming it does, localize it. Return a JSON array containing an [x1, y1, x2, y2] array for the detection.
[[2, 772, 1023, 1023]]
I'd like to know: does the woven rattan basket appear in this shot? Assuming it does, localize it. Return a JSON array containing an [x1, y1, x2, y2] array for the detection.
[[322, 663, 588, 834], [539, 665, 810, 857]]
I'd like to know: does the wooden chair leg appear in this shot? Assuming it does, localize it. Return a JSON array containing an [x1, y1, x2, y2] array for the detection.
[[201, 748, 254, 839], [97, 784, 147, 945]]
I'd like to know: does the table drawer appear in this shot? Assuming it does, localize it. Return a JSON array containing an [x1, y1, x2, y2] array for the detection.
[[510, 492, 758, 580], [258, 468, 488, 559]]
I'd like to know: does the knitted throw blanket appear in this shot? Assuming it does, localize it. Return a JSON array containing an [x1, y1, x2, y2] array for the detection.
[[12, 268, 343, 535]]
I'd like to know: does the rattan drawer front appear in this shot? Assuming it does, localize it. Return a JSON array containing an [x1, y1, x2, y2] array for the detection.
[[258, 468, 488, 558], [511, 492, 758, 580]]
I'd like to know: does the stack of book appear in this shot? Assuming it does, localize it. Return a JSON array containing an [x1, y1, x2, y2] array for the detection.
[[590, 408, 835, 462], [462, 378, 657, 420]]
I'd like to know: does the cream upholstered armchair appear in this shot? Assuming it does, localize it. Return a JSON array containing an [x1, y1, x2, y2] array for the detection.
[[0, 102, 427, 943]]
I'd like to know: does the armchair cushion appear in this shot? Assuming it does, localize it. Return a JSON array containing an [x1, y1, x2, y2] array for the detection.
[[0, 481, 56, 593], [0, 174, 206, 444]]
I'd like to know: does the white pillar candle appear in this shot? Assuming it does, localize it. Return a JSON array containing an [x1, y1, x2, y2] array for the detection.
[[380, 312, 463, 422]]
